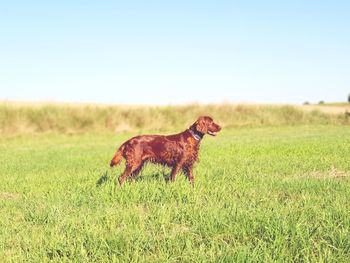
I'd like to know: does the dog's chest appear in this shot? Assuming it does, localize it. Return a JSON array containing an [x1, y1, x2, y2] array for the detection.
[[183, 137, 199, 164]]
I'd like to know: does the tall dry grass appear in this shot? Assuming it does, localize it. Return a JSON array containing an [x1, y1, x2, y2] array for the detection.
[[0, 102, 348, 135]]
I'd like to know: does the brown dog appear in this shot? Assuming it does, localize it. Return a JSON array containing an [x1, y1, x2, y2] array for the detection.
[[110, 116, 221, 185]]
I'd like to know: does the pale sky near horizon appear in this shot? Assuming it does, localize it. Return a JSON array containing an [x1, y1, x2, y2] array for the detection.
[[0, 1, 349, 105]]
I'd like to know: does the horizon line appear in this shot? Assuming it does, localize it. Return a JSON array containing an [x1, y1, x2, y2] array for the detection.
[[0, 99, 346, 107]]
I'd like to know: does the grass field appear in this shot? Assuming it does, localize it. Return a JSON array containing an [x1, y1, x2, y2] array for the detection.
[[1, 124, 350, 262]]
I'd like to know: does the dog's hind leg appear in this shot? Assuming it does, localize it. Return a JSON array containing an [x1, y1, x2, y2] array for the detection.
[[118, 160, 142, 186], [129, 162, 145, 182]]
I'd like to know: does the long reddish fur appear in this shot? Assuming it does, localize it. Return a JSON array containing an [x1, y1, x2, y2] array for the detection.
[[110, 116, 221, 185]]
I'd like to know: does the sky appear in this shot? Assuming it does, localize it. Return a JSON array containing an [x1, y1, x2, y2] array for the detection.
[[0, 1, 349, 105]]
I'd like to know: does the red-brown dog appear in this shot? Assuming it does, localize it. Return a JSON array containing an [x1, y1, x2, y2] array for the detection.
[[110, 116, 221, 185]]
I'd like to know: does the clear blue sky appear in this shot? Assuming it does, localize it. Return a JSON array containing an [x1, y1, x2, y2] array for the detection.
[[0, 1, 349, 104]]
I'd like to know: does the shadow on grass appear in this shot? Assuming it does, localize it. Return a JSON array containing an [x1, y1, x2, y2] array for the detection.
[[96, 170, 111, 187], [135, 171, 169, 183], [97, 168, 171, 186]]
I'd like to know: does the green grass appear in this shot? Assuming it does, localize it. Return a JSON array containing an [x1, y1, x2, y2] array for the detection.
[[1, 126, 350, 262]]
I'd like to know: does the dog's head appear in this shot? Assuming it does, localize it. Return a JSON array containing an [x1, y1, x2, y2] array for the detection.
[[190, 116, 221, 136]]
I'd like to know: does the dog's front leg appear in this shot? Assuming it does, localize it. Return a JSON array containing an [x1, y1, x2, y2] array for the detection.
[[183, 166, 194, 187], [169, 163, 182, 182]]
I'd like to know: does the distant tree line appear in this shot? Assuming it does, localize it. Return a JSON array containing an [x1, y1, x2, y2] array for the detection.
[[304, 93, 350, 105]]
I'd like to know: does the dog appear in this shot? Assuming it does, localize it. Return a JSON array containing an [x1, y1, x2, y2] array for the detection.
[[110, 116, 221, 185]]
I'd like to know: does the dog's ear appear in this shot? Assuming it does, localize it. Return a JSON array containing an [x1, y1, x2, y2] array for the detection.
[[193, 117, 207, 134]]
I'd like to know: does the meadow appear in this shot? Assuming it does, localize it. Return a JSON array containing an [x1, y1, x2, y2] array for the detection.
[[0, 103, 350, 262]]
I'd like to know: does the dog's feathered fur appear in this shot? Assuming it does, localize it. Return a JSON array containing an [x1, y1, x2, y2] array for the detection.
[[110, 116, 221, 185]]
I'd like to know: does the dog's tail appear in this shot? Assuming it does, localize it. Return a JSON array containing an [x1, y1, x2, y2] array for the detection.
[[110, 144, 125, 167]]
